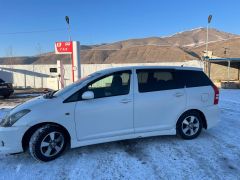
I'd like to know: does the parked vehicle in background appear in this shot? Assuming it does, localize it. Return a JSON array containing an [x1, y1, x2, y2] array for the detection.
[[0, 66, 220, 161], [0, 78, 14, 98]]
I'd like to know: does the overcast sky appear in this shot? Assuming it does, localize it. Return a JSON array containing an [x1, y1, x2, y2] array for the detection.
[[0, 0, 239, 57]]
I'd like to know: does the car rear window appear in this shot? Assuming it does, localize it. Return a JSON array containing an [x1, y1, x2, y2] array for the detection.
[[176, 70, 213, 88]]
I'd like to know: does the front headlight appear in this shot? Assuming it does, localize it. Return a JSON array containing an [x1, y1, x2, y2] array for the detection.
[[0, 109, 31, 127]]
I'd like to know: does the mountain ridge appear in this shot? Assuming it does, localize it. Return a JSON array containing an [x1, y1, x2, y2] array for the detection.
[[0, 28, 239, 65]]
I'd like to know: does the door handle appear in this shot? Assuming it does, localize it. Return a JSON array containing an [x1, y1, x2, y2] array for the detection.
[[174, 92, 184, 97], [120, 99, 132, 104]]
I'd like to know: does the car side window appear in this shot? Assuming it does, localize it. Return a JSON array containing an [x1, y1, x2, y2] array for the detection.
[[86, 71, 131, 99], [137, 69, 181, 93], [64, 70, 131, 103]]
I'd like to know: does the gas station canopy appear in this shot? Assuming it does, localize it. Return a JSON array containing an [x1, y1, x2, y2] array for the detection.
[[208, 58, 240, 63]]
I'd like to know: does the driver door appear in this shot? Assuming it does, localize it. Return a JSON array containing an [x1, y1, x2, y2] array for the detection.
[[74, 70, 134, 141]]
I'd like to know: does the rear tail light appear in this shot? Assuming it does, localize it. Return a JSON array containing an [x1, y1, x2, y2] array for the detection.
[[212, 84, 219, 105]]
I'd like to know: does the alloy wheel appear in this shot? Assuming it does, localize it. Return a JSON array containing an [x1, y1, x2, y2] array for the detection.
[[40, 131, 65, 157], [181, 116, 200, 136]]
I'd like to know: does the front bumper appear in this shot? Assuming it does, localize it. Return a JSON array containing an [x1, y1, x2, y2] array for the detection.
[[0, 126, 27, 154]]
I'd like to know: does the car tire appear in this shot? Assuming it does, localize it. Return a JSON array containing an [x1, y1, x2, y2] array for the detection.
[[176, 111, 203, 140], [29, 125, 68, 162]]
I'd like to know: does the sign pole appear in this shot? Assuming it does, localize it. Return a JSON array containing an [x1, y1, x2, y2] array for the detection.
[[71, 52, 75, 82], [65, 16, 74, 82], [72, 41, 81, 80]]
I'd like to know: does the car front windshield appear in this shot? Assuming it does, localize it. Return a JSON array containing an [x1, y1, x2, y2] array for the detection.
[[53, 73, 100, 97]]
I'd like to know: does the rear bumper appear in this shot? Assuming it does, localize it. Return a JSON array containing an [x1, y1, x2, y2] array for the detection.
[[0, 126, 26, 154], [203, 105, 220, 129]]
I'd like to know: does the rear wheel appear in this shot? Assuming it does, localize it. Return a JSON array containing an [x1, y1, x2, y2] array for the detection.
[[177, 111, 203, 140], [29, 125, 67, 162]]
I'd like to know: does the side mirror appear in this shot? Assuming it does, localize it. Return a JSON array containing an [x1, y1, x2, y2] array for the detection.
[[82, 91, 94, 100]]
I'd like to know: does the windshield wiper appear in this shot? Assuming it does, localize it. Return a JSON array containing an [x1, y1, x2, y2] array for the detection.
[[43, 90, 57, 99]]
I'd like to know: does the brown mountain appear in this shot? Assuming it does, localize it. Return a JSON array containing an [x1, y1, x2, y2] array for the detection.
[[165, 27, 237, 47], [0, 28, 239, 65], [103, 45, 197, 63], [192, 37, 240, 58]]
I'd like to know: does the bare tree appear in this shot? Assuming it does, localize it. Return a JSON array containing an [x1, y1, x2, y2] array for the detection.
[[5, 46, 14, 68]]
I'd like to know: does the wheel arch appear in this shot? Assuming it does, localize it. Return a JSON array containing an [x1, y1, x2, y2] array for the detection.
[[177, 109, 207, 129], [22, 122, 71, 152]]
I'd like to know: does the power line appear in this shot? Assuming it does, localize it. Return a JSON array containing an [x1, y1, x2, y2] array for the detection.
[[0, 28, 67, 35]]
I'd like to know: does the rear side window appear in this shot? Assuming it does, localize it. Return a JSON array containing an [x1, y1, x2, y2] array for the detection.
[[137, 69, 182, 92], [176, 70, 213, 88]]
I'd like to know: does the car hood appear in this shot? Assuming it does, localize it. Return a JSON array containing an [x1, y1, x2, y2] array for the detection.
[[11, 96, 49, 114]]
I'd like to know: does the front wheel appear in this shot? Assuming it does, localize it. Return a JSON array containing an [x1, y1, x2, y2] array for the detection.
[[29, 125, 67, 162], [176, 111, 203, 140]]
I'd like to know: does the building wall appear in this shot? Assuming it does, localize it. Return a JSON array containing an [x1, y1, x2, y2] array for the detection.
[[210, 63, 240, 81], [0, 60, 202, 88]]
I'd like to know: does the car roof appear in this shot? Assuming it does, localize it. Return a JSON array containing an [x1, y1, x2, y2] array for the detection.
[[96, 65, 202, 74]]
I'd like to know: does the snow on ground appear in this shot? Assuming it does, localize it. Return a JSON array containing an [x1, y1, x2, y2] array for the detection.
[[0, 90, 240, 180]]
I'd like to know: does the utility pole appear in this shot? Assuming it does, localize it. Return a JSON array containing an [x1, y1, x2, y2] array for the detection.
[[65, 16, 72, 41], [65, 16, 75, 82], [206, 15, 213, 56], [205, 15, 213, 77]]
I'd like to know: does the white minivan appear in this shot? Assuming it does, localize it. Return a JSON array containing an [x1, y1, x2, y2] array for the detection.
[[0, 66, 220, 161]]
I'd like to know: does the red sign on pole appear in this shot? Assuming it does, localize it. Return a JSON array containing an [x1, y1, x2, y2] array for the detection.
[[55, 41, 73, 54], [55, 41, 80, 83]]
